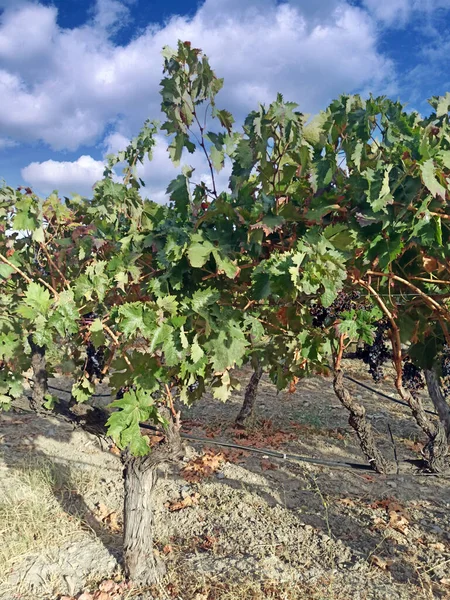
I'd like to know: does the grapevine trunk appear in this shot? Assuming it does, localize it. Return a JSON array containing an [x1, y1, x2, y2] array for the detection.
[[395, 379, 448, 473], [235, 364, 263, 427], [424, 369, 450, 439], [333, 370, 389, 474], [29, 337, 48, 412], [122, 413, 183, 586]]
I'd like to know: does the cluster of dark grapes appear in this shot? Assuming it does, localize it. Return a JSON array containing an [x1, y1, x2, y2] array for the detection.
[[355, 320, 391, 382], [402, 359, 424, 397], [188, 380, 200, 392], [441, 345, 450, 398], [310, 290, 365, 328], [86, 342, 105, 381], [81, 311, 98, 324]]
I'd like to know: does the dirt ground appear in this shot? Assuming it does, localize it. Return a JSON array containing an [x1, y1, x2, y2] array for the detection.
[[1, 362, 450, 600]]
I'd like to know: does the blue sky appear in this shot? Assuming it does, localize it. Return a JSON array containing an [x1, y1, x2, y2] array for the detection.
[[1, 0, 450, 201]]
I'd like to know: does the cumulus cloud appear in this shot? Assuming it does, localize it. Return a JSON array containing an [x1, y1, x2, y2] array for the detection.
[[21, 134, 230, 203], [0, 0, 396, 153], [21, 155, 106, 197], [362, 0, 450, 26]]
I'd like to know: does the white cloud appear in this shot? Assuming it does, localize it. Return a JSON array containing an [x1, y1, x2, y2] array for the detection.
[[362, 0, 450, 26], [0, 136, 16, 149], [21, 133, 231, 203], [21, 155, 106, 197], [0, 0, 396, 153]]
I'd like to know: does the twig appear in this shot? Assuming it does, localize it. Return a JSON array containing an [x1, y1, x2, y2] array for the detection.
[[103, 324, 134, 371], [367, 271, 449, 316], [387, 423, 399, 474], [39, 242, 70, 289], [0, 252, 59, 298]]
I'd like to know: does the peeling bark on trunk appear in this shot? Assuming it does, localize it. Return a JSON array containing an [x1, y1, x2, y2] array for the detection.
[[333, 370, 389, 474], [29, 337, 48, 412], [396, 379, 448, 473], [425, 369, 450, 440], [235, 364, 263, 427], [122, 412, 184, 586]]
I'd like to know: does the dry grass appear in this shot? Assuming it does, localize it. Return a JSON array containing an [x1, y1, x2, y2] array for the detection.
[[0, 455, 102, 585], [149, 568, 353, 600]]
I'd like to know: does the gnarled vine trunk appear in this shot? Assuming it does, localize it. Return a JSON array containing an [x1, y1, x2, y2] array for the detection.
[[235, 364, 263, 427], [122, 412, 183, 586], [333, 369, 389, 474], [395, 378, 448, 473], [29, 337, 48, 412], [424, 368, 450, 440]]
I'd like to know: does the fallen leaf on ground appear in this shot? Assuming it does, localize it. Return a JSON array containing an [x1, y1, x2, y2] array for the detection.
[[430, 542, 446, 552], [370, 555, 393, 570], [162, 544, 173, 554], [221, 448, 249, 463], [261, 459, 277, 471], [98, 580, 116, 593], [388, 511, 409, 535], [147, 433, 165, 447], [94, 502, 122, 532], [338, 497, 356, 507], [182, 450, 225, 482], [372, 516, 386, 529], [166, 492, 200, 512]]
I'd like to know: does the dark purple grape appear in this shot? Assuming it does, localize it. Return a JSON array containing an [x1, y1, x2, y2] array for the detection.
[[86, 342, 105, 381], [402, 359, 424, 397]]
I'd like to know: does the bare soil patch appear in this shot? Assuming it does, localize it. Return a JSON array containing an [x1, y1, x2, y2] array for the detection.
[[1, 364, 450, 599]]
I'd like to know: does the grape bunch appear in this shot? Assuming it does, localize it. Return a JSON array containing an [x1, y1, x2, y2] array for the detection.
[[310, 290, 367, 328], [86, 342, 105, 382], [441, 345, 450, 397], [402, 359, 424, 397], [309, 303, 329, 328], [358, 320, 391, 382], [81, 311, 98, 325]]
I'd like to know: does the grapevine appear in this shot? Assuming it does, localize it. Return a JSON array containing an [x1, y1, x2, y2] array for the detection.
[[0, 39, 449, 586]]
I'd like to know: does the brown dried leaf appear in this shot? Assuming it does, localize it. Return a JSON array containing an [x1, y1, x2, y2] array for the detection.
[[94, 502, 122, 532], [221, 448, 249, 463], [373, 516, 387, 529], [261, 459, 277, 471], [370, 555, 393, 570], [98, 580, 116, 593], [430, 542, 446, 552], [147, 433, 165, 447], [388, 511, 409, 535], [423, 256, 438, 273], [167, 492, 200, 512], [182, 451, 225, 482], [338, 497, 356, 507], [108, 444, 121, 456]]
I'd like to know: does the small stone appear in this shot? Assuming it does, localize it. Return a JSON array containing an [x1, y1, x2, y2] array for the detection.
[[431, 525, 444, 534], [216, 472, 225, 479]]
